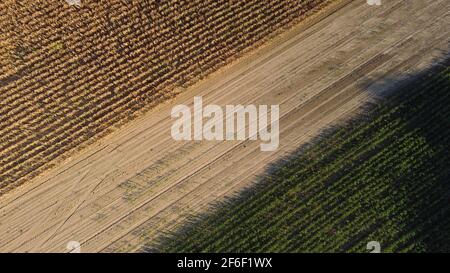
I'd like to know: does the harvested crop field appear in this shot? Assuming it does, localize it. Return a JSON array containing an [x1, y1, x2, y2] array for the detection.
[[0, 0, 332, 194]]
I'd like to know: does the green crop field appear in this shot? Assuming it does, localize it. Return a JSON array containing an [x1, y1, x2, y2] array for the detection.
[[149, 59, 450, 253]]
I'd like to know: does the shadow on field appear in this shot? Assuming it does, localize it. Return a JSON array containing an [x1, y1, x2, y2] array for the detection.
[[362, 55, 450, 252], [144, 52, 450, 253]]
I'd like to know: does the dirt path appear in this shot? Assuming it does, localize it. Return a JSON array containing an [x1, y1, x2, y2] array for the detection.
[[0, 0, 448, 253]]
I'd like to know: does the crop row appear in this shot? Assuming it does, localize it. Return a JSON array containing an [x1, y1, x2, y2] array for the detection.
[[0, 0, 330, 193]]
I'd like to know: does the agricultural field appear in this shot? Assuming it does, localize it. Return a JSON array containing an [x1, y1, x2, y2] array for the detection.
[[0, 0, 448, 253], [0, 0, 332, 195], [150, 60, 450, 253]]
